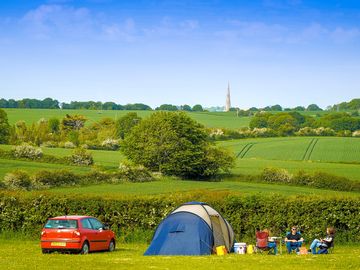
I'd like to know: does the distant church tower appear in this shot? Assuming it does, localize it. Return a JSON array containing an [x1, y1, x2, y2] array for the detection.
[[225, 82, 231, 112]]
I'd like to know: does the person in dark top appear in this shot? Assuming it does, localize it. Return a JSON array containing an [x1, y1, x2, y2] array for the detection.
[[309, 227, 335, 254], [285, 226, 304, 253]]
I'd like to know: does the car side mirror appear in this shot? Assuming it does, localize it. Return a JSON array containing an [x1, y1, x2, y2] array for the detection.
[[103, 224, 110, 230]]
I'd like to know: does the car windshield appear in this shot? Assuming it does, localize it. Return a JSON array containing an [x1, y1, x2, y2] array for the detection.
[[44, 219, 78, 229]]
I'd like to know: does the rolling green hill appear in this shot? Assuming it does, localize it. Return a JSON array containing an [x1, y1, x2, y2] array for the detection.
[[3, 108, 250, 129], [1, 136, 360, 182]]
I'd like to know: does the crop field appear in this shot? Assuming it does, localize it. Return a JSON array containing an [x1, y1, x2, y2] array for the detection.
[[0, 159, 91, 179], [1, 136, 360, 181], [48, 178, 360, 197], [219, 137, 360, 180], [1, 237, 359, 270], [3, 108, 251, 129]]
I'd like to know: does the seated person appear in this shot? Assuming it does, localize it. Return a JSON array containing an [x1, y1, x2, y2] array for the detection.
[[285, 226, 304, 253], [256, 228, 278, 255], [309, 227, 335, 254]]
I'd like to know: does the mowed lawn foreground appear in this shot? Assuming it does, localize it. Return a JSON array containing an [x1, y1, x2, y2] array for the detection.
[[1, 238, 359, 270]]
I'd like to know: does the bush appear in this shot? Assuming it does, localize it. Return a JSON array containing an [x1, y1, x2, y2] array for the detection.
[[261, 167, 292, 183], [3, 170, 32, 190], [63, 141, 76, 149], [0, 192, 359, 243], [261, 168, 360, 192], [31, 170, 81, 188], [70, 148, 93, 166], [353, 130, 360, 137], [101, 138, 120, 150], [121, 111, 234, 178], [40, 141, 58, 148], [118, 162, 154, 182], [12, 144, 43, 159]]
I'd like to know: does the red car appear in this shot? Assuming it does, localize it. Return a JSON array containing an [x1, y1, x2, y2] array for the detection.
[[40, 215, 116, 254]]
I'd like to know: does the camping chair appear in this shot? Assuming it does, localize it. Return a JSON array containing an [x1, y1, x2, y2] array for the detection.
[[255, 231, 275, 255], [318, 238, 335, 254], [284, 231, 304, 253]]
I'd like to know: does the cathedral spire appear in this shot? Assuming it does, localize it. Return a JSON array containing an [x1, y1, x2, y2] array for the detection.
[[225, 82, 231, 112]]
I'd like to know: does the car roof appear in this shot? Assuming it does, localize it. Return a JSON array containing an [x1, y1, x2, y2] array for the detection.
[[49, 215, 93, 220]]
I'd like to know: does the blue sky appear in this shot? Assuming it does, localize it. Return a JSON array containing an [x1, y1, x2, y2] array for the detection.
[[0, 0, 359, 109]]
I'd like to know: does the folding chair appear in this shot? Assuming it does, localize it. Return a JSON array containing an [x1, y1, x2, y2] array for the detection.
[[256, 231, 275, 255]]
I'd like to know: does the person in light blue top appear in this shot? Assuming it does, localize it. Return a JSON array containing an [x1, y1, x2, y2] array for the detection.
[[309, 227, 335, 254]]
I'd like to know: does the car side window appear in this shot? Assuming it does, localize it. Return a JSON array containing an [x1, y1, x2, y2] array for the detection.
[[89, 218, 104, 230], [81, 218, 92, 229]]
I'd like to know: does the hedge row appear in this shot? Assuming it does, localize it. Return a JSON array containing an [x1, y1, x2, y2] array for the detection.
[[1, 166, 153, 190], [260, 168, 360, 192], [0, 192, 359, 243]]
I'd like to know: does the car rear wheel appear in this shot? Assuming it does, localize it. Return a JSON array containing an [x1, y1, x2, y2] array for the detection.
[[80, 241, 89, 255], [42, 249, 50, 254], [108, 240, 115, 252]]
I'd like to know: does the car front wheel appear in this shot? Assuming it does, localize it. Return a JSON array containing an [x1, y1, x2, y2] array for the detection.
[[80, 241, 89, 255], [108, 240, 115, 252]]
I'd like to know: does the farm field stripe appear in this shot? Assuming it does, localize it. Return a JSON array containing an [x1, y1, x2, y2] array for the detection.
[[302, 138, 315, 161], [307, 138, 319, 160], [240, 143, 254, 159], [236, 143, 250, 158]]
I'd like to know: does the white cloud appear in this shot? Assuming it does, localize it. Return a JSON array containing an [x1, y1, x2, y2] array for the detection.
[[143, 17, 199, 38], [101, 18, 136, 41], [330, 27, 360, 43], [21, 4, 139, 42], [22, 4, 93, 39]]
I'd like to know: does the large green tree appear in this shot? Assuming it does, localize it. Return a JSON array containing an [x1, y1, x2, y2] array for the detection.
[[121, 111, 234, 178], [115, 112, 142, 139], [0, 109, 10, 143]]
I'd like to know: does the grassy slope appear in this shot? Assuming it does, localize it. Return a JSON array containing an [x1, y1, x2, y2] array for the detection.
[[1, 238, 359, 270], [3, 108, 250, 129], [48, 178, 359, 197], [219, 137, 360, 180], [0, 159, 91, 179], [1, 136, 360, 181]]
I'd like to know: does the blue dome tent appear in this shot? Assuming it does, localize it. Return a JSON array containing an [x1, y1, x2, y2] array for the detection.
[[144, 202, 235, 255]]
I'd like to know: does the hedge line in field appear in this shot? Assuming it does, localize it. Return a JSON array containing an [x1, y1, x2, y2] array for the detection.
[[0, 192, 359, 243]]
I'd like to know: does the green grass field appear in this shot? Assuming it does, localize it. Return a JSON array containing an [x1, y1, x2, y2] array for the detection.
[[3, 108, 250, 129], [0, 159, 91, 179], [1, 238, 359, 270], [219, 137, 360, 180], [1, 136, 360, 182], [48, 178, 359, 197]]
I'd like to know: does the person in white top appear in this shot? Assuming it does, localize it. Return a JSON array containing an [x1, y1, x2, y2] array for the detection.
[[309, 227, 335, 254]]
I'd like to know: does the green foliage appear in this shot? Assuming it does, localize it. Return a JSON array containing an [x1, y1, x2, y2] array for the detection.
[[12, 144, 43, 159], [180, 104, 192, 111], [0, 192, 359, 243], [32, 170, 81, 188], [0, 109, 10, 144], [3, 170, 32, 190], [70, 148, 94, 166], [115, 112, 141, 139], [121, 111, 234, 178], [155, 104, 179, 111], [260, 168, 360, 192], [118, 161, 154, 183], [0, 98, 59, 109], [261, 167, 292, 183], [61, 114, 87, 131], [48, 118, 60, 133], [192, 104, 204, 112], [307, 104, 323, 111]]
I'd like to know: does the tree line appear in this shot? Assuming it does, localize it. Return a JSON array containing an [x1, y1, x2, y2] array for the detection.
[[249, 111, 360, 135], [1, 97, 359, 112]]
